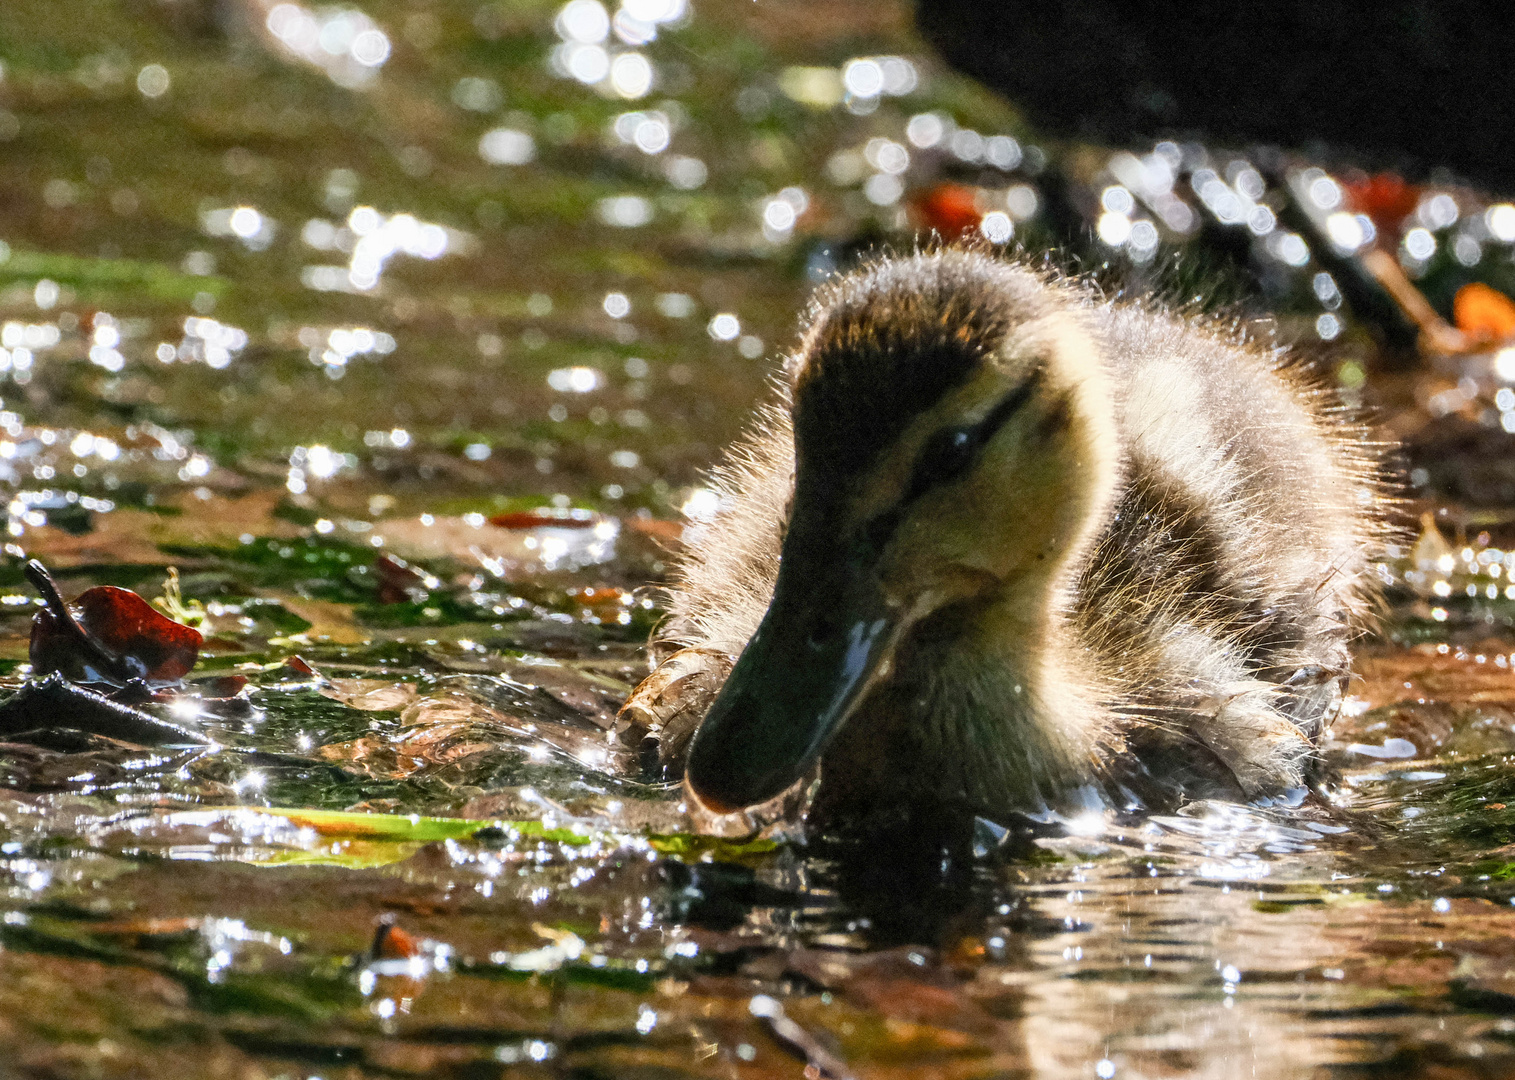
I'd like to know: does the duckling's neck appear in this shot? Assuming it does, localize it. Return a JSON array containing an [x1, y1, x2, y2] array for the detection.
[[827, 562, 1099, 820], [815, 567, 1108, 826], [955, 562, 1110, 787]]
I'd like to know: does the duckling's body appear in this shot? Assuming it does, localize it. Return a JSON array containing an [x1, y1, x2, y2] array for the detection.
[[623, 250, 1389, 828]]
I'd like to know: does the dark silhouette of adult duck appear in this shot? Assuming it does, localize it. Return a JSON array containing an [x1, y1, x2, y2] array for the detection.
[[620, 249, 1392, 830]]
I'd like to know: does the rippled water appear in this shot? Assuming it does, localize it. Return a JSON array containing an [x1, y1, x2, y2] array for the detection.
[[3, 1, 1515, 1077]]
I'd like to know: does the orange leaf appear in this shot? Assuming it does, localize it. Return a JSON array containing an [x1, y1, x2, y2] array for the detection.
[[1453, 282, 1515, 340], [371, 917, 421, 960]]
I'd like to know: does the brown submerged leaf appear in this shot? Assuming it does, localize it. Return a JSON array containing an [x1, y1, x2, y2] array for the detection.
[[488, 507, 600, 529], [317, 682, 634, 781], [320, 678, 419, 712], [318, 722, 497, 779], [373, 553, 433, 604]]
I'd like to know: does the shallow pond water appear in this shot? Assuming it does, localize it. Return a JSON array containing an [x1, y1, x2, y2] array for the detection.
[[4, 1, 1515, 1077]]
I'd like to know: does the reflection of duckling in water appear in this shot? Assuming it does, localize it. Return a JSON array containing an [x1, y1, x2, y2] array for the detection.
[[621, 249, 1392, 830]]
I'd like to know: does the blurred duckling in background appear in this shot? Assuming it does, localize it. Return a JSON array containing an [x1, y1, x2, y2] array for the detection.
[[620, 249, 1392, 831]]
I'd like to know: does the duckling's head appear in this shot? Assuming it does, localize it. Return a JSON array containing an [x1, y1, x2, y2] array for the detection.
[[685, 251, 1120, 814]]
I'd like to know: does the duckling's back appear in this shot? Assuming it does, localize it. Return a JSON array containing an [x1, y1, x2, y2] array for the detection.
[[1075, 301, 1388, 797]]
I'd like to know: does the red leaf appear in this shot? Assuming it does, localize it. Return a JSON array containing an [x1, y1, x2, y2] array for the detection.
[[27, 561, 202, 686], [1343, 172, 1420, 233], [910, 183, 983, 238]]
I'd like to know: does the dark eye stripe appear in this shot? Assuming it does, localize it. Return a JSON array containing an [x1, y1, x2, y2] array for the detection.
[[976, 364, 1044, 444], [859, 365, 1045, 554]]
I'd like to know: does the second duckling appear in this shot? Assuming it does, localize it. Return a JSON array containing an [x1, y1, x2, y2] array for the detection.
[[621, 249, 1392, 829]]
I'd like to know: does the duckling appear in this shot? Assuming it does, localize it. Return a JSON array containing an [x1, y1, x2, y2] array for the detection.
[[620, 249, 1391, 829]]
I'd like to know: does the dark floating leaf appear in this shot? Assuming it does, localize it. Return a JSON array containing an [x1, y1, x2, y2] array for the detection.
[[0, 673, 208, 747], [373, 553, 430, 604], [26, 560, 202, 687]]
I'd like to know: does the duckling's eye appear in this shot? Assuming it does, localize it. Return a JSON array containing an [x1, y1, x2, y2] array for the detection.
[[908, 427, 977, 494]]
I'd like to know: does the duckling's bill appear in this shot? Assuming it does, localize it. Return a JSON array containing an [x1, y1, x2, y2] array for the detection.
[[684, 519, 902, 813]]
